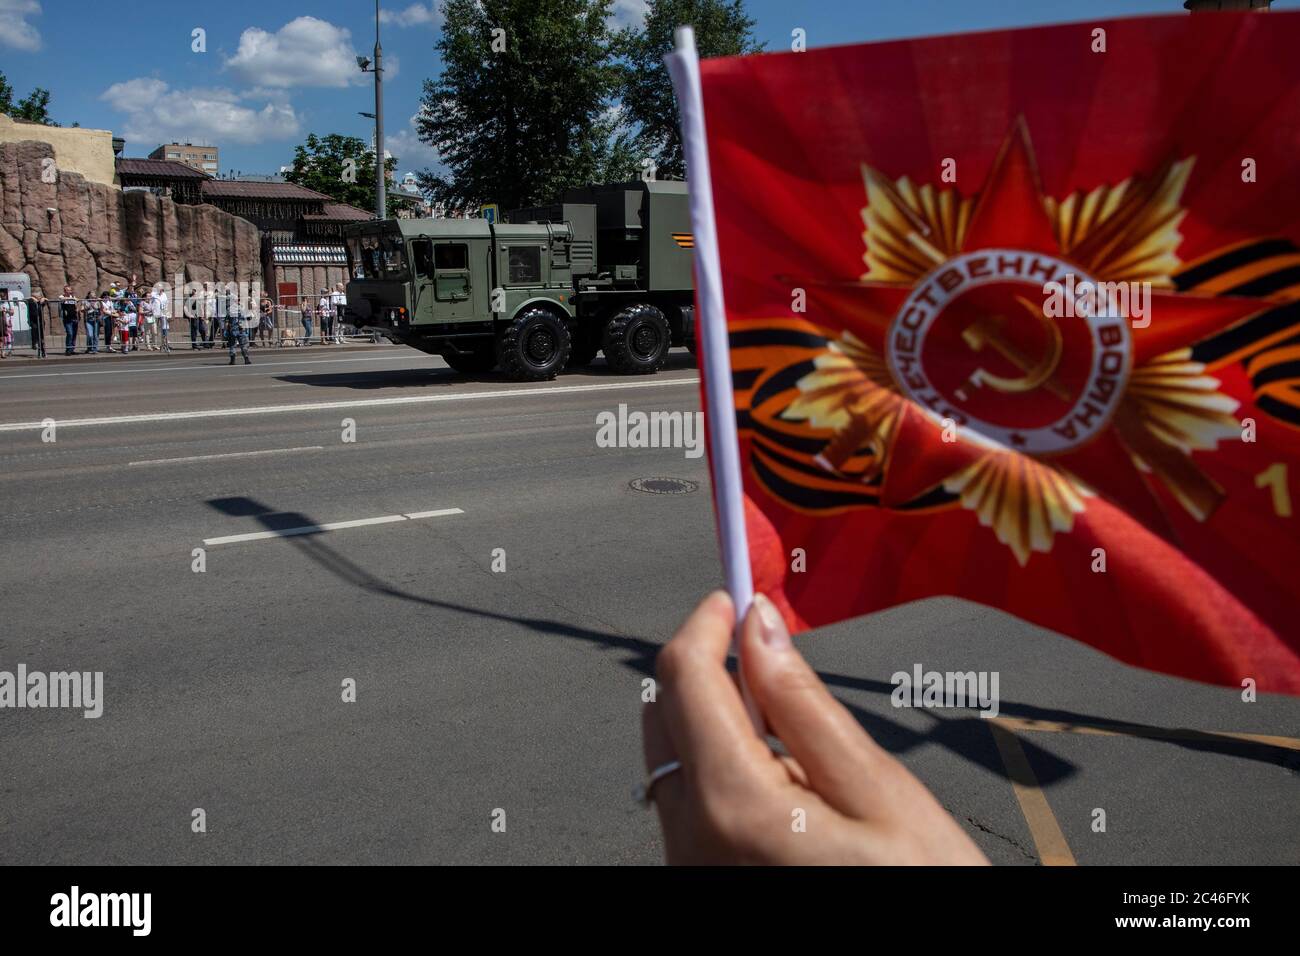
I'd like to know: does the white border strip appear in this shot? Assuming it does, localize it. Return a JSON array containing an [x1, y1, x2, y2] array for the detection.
[[129, 446, 325, 467], [0, 377, 699, 432], [203, 507, 464, 546], [0, 354, 417, 381]]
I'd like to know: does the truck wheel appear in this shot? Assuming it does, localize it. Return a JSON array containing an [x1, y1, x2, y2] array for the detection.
[[442, 345, 497, 374], [602, 304, 670, 375], [497, 307, 570, 381]]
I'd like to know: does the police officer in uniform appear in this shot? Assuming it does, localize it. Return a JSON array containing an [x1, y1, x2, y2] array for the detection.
[[224, 292, 252, 365]]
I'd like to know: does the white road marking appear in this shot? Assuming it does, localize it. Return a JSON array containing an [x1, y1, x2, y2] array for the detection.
[[0, 353, 416, 380], [129, 445, 325, 467], [203, 507, 464, 546], [0, 377, 700, 432], [402, 508, 465, 520]]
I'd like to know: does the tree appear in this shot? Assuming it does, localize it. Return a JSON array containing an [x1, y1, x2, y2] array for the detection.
[[283, 133, 396, 211], [617, 0, 761, 179], [0, 71, 59, 126], [415, 0, 638, 211]]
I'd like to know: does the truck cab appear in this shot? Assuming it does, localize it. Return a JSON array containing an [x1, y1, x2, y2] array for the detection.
[[344, 218, 575, 375], [342, 180, 694, 381]]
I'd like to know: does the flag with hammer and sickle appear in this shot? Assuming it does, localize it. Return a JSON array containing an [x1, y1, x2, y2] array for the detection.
[[694, 11, 1300, 692]]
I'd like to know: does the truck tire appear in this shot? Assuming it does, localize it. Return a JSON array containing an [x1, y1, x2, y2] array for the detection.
[[602, 304, 670, 375], [497, 306, 570, 381], [442, 344, 497, 374]]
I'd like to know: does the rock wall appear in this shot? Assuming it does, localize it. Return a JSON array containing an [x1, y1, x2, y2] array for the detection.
[[0, 140, 262, 298]]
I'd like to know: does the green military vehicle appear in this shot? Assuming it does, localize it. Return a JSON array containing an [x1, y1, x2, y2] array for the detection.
[[341, 180, 695, 380]]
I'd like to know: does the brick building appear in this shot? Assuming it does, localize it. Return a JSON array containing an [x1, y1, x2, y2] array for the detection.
[[195, 180, 372, 309], [148, 142, 219, 176]]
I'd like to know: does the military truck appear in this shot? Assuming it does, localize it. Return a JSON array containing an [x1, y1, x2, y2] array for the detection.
[[341, 180, 695, 380]]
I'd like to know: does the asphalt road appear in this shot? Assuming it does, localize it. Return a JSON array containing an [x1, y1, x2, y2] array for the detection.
[[1, 346, 1297, 865]]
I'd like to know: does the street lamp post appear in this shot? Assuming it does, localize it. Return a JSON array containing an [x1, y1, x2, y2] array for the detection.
[[357, 0, 386, 220]]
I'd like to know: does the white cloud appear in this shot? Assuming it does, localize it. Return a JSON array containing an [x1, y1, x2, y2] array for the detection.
[[225, 17, 364, 89], [385, 111, 443, 174], [0, 0, 43, 51], [608, 0, 648, 30], [379, 3, 441, 29], [100, 78, 301, 147]]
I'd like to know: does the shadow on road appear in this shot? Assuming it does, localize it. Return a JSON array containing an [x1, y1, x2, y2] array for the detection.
[[272, 350, 698, 390], [815, 670, 1299, 771], [205, 494, 1076, 785], [206, 494, 1300, 785], [206, 494, 656, 664]]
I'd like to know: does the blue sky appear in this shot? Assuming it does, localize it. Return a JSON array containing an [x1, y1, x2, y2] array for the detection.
[[3, 0, 1296, 181]]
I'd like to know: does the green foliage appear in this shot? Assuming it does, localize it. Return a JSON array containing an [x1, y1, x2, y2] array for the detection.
[[416, 0, 639, 211], [0, 72, 60, 126], [616, 0, 761, 180], [284, 133, 397, 211]]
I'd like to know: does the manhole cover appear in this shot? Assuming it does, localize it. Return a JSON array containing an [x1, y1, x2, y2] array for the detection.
[[630, 476, 700, 495]]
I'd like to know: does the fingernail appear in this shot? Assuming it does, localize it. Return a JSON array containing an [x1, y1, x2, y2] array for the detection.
[[752, 593, 790, 650]]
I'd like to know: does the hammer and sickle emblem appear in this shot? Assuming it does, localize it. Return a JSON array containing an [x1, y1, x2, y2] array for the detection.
[[960, 296, 1068, 401]]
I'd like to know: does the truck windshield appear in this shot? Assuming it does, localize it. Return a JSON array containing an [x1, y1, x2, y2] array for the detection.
[[347, 232, 409, 280]]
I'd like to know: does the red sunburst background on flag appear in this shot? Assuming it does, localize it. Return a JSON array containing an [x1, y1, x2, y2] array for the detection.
[[697, 12, 1300, 692]]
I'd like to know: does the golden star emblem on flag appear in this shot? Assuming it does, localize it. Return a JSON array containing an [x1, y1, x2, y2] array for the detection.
[[768, 120, 1265, 565]]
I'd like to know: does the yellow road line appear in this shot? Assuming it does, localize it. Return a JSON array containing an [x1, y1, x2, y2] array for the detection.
[[988, 719, 1076, 866], [994, 716, 1300, 751], [985, 716, 1298, 865]]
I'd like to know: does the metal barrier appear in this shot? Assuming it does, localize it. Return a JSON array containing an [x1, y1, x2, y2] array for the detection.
[[5, 292, 381, 355], [267, 293, 378, 347], [15, 295, 185, 354]]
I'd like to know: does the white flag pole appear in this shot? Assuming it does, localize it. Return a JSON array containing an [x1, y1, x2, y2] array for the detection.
[[666, 26, 762, 731]]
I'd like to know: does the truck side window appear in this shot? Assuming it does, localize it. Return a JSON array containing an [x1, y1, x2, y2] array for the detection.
[[435, 244, 468, 271], [431, 242, 471, 302], [412, 240, 434, 279], [508, 246, 541, 284]]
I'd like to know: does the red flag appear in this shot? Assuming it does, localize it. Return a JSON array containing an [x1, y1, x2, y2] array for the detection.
[[695, 12, 1300, 693]]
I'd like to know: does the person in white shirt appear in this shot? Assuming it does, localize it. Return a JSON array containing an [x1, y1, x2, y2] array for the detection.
[[329, 283, 347, 343], [1, 294, 14, 358], [203, 290, 218, 349], [317, 292, 333, 345], [151, 286, 172, 352], [139, 293, 157, 350], [99, 294, 119, 352], [123, 295, 139, 352], [2, 293, 29, 357]]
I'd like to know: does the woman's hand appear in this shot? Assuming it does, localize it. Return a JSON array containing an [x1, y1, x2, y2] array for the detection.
[[642, 590, 989, 865]]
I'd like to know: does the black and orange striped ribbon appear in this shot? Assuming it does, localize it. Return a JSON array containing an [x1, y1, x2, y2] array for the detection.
[[1177, 238, 1300, 428], [728, 318, 954, 514]]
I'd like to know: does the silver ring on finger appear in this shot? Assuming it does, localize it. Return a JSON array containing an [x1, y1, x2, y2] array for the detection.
[[634, 759, 682, 807]]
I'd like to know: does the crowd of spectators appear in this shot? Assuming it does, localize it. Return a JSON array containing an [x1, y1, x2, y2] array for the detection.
[[1, 279, 353, 359]]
